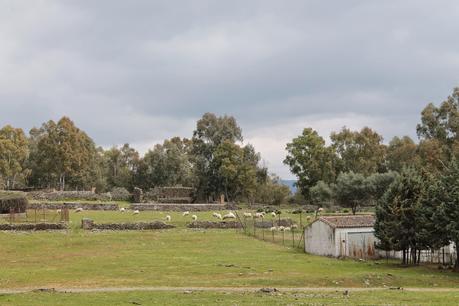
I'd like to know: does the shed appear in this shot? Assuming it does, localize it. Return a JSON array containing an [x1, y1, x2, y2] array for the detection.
[[304, 215, 377, 259]]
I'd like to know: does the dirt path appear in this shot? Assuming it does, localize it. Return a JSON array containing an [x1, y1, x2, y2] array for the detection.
[[1, 286, 459, 294]]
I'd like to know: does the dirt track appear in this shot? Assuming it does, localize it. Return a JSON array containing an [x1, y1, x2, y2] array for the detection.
[[1, 286, 459, 294]]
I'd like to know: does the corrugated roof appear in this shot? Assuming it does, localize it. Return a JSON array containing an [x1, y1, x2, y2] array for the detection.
[[317, 215, 375, 228]]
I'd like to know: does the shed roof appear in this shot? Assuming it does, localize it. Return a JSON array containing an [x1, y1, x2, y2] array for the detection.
[[317, 215, 375, 229]]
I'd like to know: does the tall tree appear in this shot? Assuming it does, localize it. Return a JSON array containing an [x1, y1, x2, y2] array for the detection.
[[284, 128, 336, 199], [0, 125, 29, 189], [433, 159, 459, 269], [28, 117, 97, 190], [416, 87, 459, 171], [137, 137, 193, 189], [333, 172, 371, 214], [331, 127, 386, 175], [214, 141, 258, 202], [374, 167, 426, 265], [386, 136, 418, 171], [104, 144, 140, 190], [191, 113, 243, 201]]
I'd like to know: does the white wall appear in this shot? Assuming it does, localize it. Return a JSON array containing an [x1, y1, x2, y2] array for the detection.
[[304, 221, 335, 256]]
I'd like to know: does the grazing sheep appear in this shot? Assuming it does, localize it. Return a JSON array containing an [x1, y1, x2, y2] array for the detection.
[[119, 207, 126, 212], [318, 207, 324, 213], [213, 212, 222, 220], [75, 208, 83, 213], [271, 212, 276, 217], [306, 216, 312, 221], [56, 209, 61, 214], [243, 212, 252, 218], [278, 226, 285, 231], [192, 214, 198, 221], [291, 224, 298, 230], [165, 215, 171, 222], [284, 227, 291, 231], [223, 212, 236, 220], [133, 210, 140, 215], [183, 211, 190, 216], [270, 226, 277, 231], [254, 212, 264, 218]]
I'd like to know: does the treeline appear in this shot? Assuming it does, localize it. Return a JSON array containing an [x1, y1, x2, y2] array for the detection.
[[284, 88, 459, 212], [284, 87, 459, 267], [0, 113, 290, 204]]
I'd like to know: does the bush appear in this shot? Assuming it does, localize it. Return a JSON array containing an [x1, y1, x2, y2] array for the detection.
[[110, 187, 132, 201], [0, 191, 28, 213]]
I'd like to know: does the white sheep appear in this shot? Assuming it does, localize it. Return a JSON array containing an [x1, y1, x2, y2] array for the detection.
[[318, 207, 324, 213], [119, 207, 126, 212], [278, 226, 285, 231], [254, 212, 264, 218], [75, 208, 83, 213], [133, 210, 140, 215], [243, 212, 252, 218], [192, 214, 198, 221], [306, 216, 312, 221], [213, 212, 222, 220], [56, 209, 62, 214], [165, 215, 171, 222], [270, 226, 277, 231], [284, 227, 291, 231], [183, 211, 190, 216], [223, 212, 236, 220], [271, 212, 277, 217], [291, 224, 298, 230]]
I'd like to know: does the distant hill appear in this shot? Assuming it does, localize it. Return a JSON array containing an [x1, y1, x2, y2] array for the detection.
[[280, 179, 297, 194]]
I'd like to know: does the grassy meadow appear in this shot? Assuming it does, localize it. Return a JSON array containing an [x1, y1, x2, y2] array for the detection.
[[1, 208, 459, 305]]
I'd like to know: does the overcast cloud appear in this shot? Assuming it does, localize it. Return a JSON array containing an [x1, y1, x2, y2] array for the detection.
[[1, 0, 459, 178]]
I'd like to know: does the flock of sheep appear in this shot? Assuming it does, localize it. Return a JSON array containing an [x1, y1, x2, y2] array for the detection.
[[71, 206, 316, 231]]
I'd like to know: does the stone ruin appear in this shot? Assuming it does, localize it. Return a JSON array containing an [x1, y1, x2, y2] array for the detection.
[[135, 186, 195, 204]]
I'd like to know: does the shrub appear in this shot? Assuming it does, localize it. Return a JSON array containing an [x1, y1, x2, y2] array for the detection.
[[110, 187, 132, 201], [0, 191, 28, 214]]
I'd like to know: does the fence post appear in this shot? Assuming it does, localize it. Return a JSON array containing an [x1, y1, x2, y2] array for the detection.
[[292, 229, 295, 248]]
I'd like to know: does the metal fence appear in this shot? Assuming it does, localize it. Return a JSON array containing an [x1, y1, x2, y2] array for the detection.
[[236, 212, 305, 250], [1, 207, 69, 224]]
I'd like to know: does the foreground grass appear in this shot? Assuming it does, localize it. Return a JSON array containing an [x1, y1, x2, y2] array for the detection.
[[1, 229, 459, 289], [1, 290, 459, 305]]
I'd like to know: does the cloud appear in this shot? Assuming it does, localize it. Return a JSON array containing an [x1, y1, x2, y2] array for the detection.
[[1, 0, 459, 178]]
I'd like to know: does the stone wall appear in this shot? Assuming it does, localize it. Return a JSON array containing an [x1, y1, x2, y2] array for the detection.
[[27, 191, 112, 201], [130, 203, 231, 212], [187, 221, 242, 229], [81, 219, 175, 230], [253, 219, 294, 228], [28, 202, 119, 211], [143, 187, 195, 203], [0, 223, 67, 231]]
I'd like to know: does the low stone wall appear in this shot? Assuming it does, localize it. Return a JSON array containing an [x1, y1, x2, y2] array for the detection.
[[27, 191, 112, 201], [0, 223, 67, 231], [130, 203, 232, 212], [81, 219, 175, 230], [28, 202, 119, 211], [187, 221, 242, 229], [253, 219, 294, 228]]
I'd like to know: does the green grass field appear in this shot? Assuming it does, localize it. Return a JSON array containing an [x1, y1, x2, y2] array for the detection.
[[1, 290, 459, 306], [1, 209, 459, 305]]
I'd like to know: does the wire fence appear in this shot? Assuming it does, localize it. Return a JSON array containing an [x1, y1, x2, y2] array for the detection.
[[0, 207, 69, 224], [236, 213, 305, 250]]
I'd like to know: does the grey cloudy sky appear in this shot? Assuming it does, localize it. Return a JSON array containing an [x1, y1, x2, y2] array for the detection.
[[1, 1, 459, 179]]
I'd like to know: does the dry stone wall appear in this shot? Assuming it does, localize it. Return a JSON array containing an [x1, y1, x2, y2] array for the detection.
[[28, 202, 119, 211], [187, 221, 242, 229], [0, 223, 67, 231], [130, 203, 229, 212], [81, 219, 175, 230]]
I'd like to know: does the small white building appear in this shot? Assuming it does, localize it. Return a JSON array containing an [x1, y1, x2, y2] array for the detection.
[[304, 215, 377, 259]]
